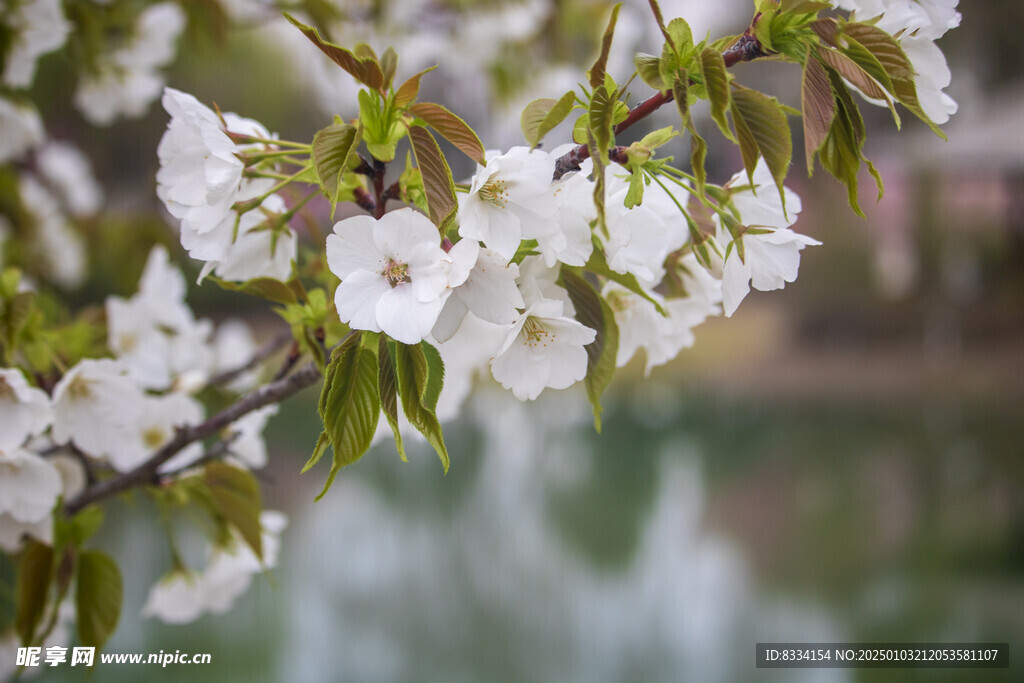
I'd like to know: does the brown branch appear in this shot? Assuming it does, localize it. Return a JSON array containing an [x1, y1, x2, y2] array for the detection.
[[207, 328, 293, 388], [552, 28, 769, 180], [63, 360, 323, 516]]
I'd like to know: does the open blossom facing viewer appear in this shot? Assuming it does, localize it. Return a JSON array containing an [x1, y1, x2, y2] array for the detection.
[[327, 208, 453, 345], [490, 298, 596, 401], [458, 146, 560, 262]]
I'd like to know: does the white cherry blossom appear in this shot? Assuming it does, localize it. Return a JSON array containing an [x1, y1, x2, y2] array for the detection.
[[0, 97, 43, 162], [141, 570, 206, 625], [0, 446, 61, 524], [194, 193, 297, 283], [35, 141, 103, 218], [327, 208, 453, 344], [111, 392, 204, 473], [715, 163, 819, 317], [51, 359, 146, 460], [491, 298, 596, 401], [0, 368, 52, 450], [19, 174, 87, 289], [74, 3, 186, 125], [459, 146, 560, 262], [1, 0, 70, 88], [432, 240, 524, 342]]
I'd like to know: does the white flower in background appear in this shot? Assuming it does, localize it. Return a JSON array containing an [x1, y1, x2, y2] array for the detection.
[[715, 163, 819, 317], [459, 147, 560, 262], [111, 392, 204, 473], [544, 167, 596, 267], [203, 510, 287, 614], [0, 513, 52, 552], [142, 511, 287, 624], [74, 3, 186, 125], [491, 298, 596, 401], [327, 209, 453, 344], [604, 283, 714, 374], [0, 97, 44, 162], [602, 171, 686, 288], [0, 368, 52, 450], [35, 141, 103, 217], [0, 446, 61, 525], [18, 175, 87, 289], [51, 359, 145, 459], [193, 193, 297, 283], [106, 246, 215, 389], [224, 404, 279, 470], [515, 255, 573, 310], [141, 570, 206, 625], [1, 0, 70, 88], [210, 319, 260, 393], [432, 315, 508, 422], [432, 240, 524, 342], [834, 0, 960, 124], [157, 88, 249, 238]]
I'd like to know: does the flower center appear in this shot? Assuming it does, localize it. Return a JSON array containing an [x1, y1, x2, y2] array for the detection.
[[521, 317, 555, 348], [382, 259, 411, 288], [67, 375, 95, 400], [478, 179, 509, 208], [143, 427, 167, 449]]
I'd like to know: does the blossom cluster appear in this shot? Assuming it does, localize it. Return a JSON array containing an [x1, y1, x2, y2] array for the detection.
[[0, 243, 280, 622]]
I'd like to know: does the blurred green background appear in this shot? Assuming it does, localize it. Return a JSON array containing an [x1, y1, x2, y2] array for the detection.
[[11, 0, 1024, 681]]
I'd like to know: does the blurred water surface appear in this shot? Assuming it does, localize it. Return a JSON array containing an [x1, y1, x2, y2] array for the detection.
[[33, 380, 1022, 683]]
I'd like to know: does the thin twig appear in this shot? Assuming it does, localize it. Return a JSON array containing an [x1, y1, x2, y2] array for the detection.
[[156, 432, 242, 482], [63, 360, 322, 516], [207, 328, 293, 388], [552, 28, 769, 180]]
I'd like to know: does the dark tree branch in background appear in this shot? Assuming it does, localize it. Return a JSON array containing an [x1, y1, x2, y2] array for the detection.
[[552, 29, 769, 180], [64, 360, 322, 516], [156, 432, 242, 483]]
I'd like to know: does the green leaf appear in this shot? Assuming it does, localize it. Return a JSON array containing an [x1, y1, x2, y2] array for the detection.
[[75, 550, 122, 650], [209, 276, 298, 305], [634, 53, 666, 91], [672, 78, 707, 196], [559, 268, 618, 431], [408, 102, 486, 165], [588, 3, 622, 88], [284, 13, 384, 90], [521, 91, 577, 148], [730, 85, 793, 206], [309, 333, 380, 498], [394, 66, 436, 108], [377, 334, 405, 461], [409, 126, 458, 233], [801, 49, 835, 174], [380, 47, 398, 88], [585, 242, 665, 315], [699, 48, 735, 142], [15, 540, 53, 645], [779, 0, 831, 12], [588, 85, 615, 162], [817, 45, 899, 124], [391, 341, 449, 472], [204, 462, 263, 559], [312, 122, 362, 216], [664, 17, 694, 59]]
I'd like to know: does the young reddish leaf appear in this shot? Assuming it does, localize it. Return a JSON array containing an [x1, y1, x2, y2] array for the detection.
[[284, 13, 384, 91], [409, 126, 458, 233], [588, 3, 622, 88], [802, 50, 835, 174], [380, 47, 398, 88], [408, 102, 485, 165], [818, 46, 889, 101], [809, 18, 839, 46], [730, 85, 793, 204], [76, 550, 122, 650], [521, 90, 577, 148], [209, 276, 299, 305], [394, 66, 435, 108]]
